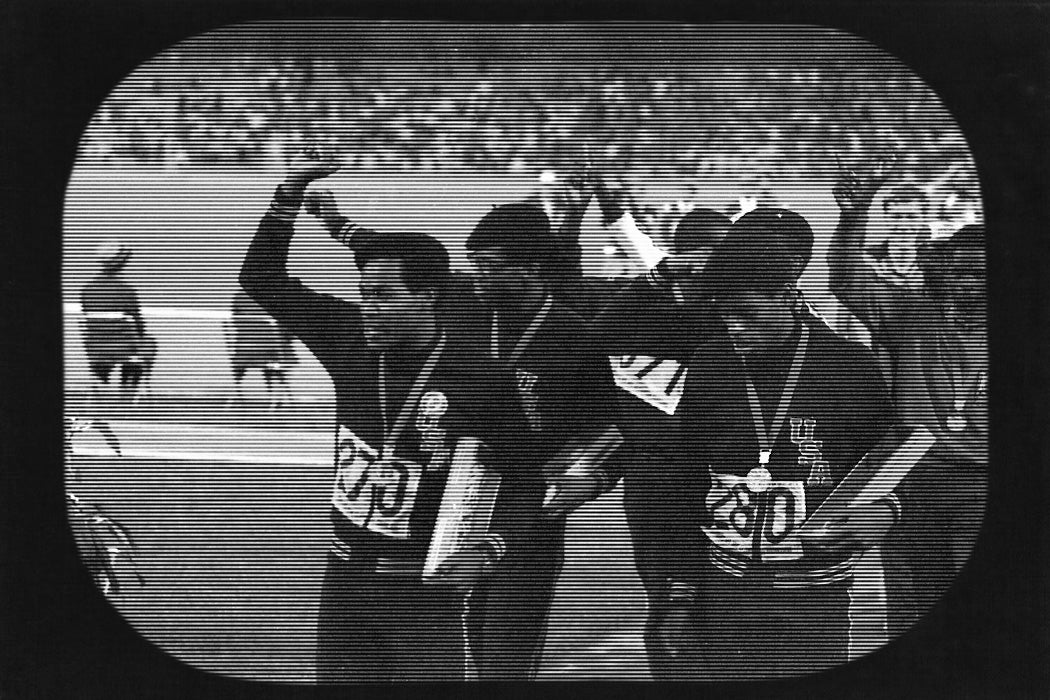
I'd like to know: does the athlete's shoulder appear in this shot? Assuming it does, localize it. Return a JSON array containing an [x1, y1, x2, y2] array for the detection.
[[809, 319, 876, 360], [806, 321, 886, 395]]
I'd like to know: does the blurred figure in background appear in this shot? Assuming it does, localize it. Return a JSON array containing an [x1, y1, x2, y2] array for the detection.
[[828, 156, 988, 637], [79, 241, 156, 406], [225, 288, 297, 410], [865, 183, 930, 289]]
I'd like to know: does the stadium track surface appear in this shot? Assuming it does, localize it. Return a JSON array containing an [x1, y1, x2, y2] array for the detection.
[[67, 408, 651, 682]]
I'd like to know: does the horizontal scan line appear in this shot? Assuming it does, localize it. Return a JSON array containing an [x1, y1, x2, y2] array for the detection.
[[71, 445, 327, 465]]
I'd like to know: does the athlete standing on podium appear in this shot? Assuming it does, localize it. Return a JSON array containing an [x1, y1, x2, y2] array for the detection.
[[460, 198, 622, 680], [304, 179, 624, 680], [593, 207, 898, 679], [239, 148, 540, 683]]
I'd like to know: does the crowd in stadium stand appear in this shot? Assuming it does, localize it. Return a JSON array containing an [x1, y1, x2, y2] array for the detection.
[[79, 47, 975, 190]]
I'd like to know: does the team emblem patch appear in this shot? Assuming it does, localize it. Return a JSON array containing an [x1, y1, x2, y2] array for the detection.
[[609, 355, 687, 415], [416, 391, 449, 455], [791, 417, 831, 488]]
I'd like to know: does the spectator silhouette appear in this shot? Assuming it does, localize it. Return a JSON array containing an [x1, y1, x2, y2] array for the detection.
[[79, 241, 156, 406]]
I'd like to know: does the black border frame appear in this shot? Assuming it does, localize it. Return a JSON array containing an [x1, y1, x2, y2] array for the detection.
[[2, 1, 1046, 697]]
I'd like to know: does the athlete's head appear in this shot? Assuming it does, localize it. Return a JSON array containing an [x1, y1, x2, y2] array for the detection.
[[669, 208, 732, 306], [466, 202, 554, 311], [351, 232, 450, 351], [880, 185, 929, 279], [703, 208, 813, 357], [920, 224, 986, 329]]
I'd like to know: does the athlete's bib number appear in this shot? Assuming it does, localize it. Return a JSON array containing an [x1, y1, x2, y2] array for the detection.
[[609, 354, 687, 415], [331, 426, 422, 539], [701, 470, 807, 562]]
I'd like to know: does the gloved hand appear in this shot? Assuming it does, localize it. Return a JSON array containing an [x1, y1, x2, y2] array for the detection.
[[653, 604, 695, 659], [427, 536, 503, 592], [832, 152, 897, 216], [285, 146, 342, 187], [596, 175, 637, 226], [541, 467, 607, 518]]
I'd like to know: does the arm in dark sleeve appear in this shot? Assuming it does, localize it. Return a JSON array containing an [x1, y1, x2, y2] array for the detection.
[[585, 268, 716, 356], [632, 457, 709, 592], [574, 351, 628, 490], [546, 186, 593, 284], [827, 205, 915, 350], [238, 183, 359, 361]]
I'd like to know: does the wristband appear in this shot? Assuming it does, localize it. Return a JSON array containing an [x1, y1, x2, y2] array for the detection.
[[335, 220, 363, 247], [646, 259, 672, 289], [269, 184, 304, 220], [664, 580, 699, 605], [878, 493, 903, 525], [591, 467, 613, 498], [480, 535, 507, 564]]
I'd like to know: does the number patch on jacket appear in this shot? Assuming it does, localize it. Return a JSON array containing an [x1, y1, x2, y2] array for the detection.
[[701, 470, 807, 562], [331, 426, 422, 539], [609, 354, 687, 415]]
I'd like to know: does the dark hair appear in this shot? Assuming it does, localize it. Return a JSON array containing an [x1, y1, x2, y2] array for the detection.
[[351, 232, 451, 296], [465, 201, 556, 265], [919, 224, 985, 295], [882, 185, 927, 214], [702, 208, 813, 297], [672, 208, 731, 253]]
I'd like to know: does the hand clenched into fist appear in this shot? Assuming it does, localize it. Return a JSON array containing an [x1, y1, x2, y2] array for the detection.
[[832, 152, 898, 215], [286, 147, 343, 187]]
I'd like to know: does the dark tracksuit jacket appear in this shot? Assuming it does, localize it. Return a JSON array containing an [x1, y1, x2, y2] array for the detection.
[[585, 274, 722, 595], [587, 271, 896, 678], [429, 274, 624, 679], [240, 188, 543, 683], [240, 187, 540, 563]]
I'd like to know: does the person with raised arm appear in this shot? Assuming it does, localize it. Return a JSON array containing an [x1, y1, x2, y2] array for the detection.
[[239, 148, 540, 683], [828, 155, 987, 636]]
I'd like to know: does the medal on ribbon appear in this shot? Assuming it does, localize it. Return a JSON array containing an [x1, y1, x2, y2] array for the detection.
[[746, 450, 773, 493], [416, 390, 449, 456], [946, 413, 967, 432]]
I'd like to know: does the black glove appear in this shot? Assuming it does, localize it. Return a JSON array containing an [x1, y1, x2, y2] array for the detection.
[[651, 581, 699, 658], [653, 603, 695, 659]]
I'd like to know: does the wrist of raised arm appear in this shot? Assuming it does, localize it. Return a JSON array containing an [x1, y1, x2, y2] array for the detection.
[[481, 534, 507, 564], [647, 259, 673, 289], [273, 180, 308, 212]]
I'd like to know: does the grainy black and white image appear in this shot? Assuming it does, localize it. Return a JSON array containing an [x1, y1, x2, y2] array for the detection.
[[63, 21, 987, 683]]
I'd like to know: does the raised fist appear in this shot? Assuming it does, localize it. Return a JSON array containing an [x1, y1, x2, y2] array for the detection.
[[303, 189, 344, 230], [286, 147, 342, 185], [596, 175, 638, 226], [832, 153, 898, 214]]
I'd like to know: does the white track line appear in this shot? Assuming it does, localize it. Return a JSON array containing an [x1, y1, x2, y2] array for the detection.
[[71, 444, 328, 466]]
